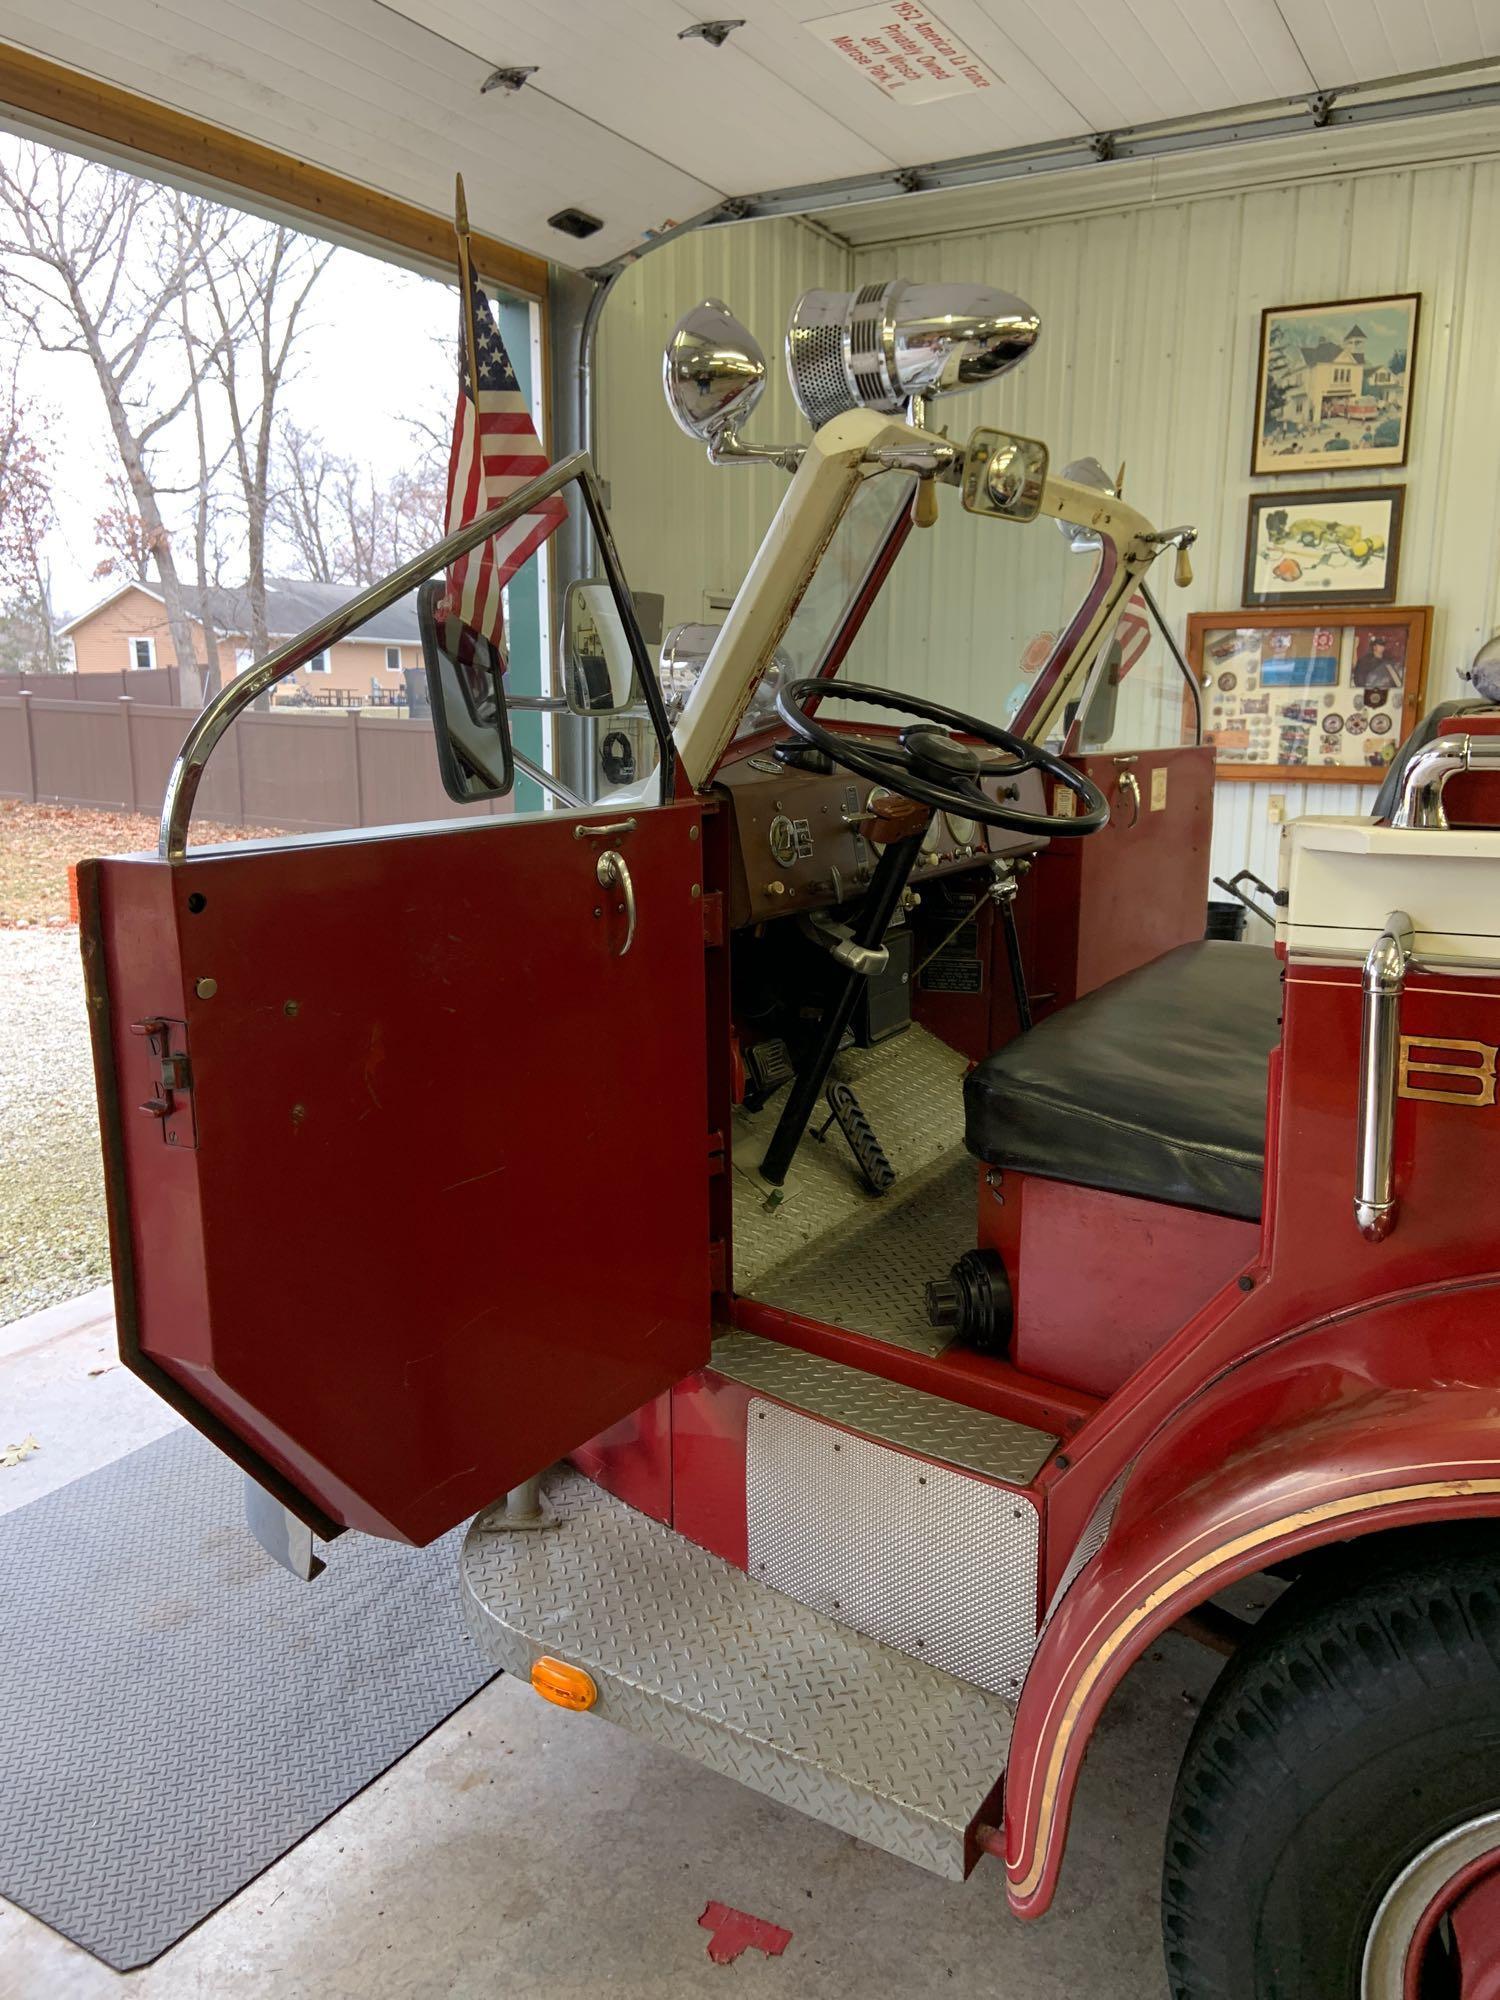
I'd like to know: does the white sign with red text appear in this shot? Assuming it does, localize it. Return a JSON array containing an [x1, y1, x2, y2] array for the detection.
[[806, 1, 998, 103]]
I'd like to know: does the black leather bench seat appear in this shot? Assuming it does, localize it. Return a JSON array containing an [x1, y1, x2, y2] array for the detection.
[[963, 940, 1284, 1221]]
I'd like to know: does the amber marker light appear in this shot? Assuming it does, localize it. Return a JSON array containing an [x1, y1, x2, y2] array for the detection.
[[531, 1656, 599, 1711]]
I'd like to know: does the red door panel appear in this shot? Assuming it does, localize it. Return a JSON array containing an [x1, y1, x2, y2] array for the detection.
[[81, 805, 710, 1544]]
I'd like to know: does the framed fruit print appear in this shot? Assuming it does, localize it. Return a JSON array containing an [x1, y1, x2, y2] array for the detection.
[[1242, 486, 1403, 608]]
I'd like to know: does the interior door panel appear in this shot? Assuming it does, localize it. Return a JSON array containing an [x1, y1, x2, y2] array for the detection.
[[80, 805, 711, 1544]]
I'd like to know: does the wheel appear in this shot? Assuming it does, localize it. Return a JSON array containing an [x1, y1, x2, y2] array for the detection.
[[1162, 1533, 1500, 1998]]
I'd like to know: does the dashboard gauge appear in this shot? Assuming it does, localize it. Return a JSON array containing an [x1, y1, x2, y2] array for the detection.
[[944, 813, 977, 848], [921, 816, 945, 856]]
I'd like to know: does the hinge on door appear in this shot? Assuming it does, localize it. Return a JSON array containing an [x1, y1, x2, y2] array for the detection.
[[707, 1129, 726, 1177], [701, 889, 726, 948], [130, 1016, 198, 1150]]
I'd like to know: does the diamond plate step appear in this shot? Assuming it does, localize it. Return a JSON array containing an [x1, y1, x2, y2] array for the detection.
[[712, 1329, 1056, 1485], [460, 1466, 1014, 1879]]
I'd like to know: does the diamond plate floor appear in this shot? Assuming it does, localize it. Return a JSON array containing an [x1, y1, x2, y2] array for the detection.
[[461, 1466, 1015, 1881], [731, 1026, 969, 1293], [712, 1331, 1054, 1483], [0, 1427, 493, 1970], [732, 1027, 975, 1354], [745, 1148, 981, 1356]]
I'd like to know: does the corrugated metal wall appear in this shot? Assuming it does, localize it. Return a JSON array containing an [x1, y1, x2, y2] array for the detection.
[[595, 136, 1500, 883]]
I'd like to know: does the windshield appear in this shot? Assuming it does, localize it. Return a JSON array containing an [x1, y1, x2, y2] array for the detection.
[[801, 469, 1193, 754]]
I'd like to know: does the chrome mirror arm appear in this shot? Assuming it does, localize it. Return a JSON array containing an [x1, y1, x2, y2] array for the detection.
[[704, 416, 804, 472]]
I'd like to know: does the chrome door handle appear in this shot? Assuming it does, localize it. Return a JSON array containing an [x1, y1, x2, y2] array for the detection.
[[596, 850, 637, 956], [1354, 910, 1415, 1241], [1117, 771, 1141, 827]]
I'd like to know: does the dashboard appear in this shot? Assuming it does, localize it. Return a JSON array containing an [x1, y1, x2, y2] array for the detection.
[[716, 732, 1049, 928]]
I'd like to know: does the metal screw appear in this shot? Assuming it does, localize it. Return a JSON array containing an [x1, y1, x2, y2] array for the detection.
[[689, 824, 700, 841], [283, 999, 299, 1017], [194, 977, 217, 1000], [1054, 1452, 1070, 1470], [291, 1103, 306, 1124], [1238, 1273, 1255, 1292], [691, 883, 701, 900]]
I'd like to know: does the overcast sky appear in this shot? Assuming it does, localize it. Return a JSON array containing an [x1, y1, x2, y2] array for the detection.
[[13, 227, 455, 621]]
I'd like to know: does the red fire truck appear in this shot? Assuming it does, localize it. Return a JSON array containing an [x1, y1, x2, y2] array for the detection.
[[81, 279, 1500, 1998]]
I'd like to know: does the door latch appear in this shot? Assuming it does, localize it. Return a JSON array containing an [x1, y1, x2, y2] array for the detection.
[[130, 1016, 198, 1148], [596, 851, 637, 956]]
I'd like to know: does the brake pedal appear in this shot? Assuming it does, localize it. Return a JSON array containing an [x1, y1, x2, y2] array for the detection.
[[822, 1082, 895, 1197], [744, 1037, 795, 1109]]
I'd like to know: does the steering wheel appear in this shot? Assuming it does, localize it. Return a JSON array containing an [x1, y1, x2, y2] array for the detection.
[[773, 679, 1110, 836]]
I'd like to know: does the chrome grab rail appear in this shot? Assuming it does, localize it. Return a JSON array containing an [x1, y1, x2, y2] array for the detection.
[[1389, 732, 1500, 830], [1354, 910, 1416, 1242], [158, 452, 668, 859]]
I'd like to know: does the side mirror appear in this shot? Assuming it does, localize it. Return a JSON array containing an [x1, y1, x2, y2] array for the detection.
[[663, 299, 768, 448], [418, 579, 514, 803], [563, 578, 642, 716]]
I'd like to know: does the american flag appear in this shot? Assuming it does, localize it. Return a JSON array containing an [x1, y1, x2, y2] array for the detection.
[[441, 268, 565, 661]]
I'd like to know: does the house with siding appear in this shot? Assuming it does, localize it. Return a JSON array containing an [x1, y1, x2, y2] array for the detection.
[[59, 578, 423, 703]]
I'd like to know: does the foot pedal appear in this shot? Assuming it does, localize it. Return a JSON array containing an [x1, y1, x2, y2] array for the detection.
[[822, 1081, 896, 1197], [744, 1037, 795, 1108]]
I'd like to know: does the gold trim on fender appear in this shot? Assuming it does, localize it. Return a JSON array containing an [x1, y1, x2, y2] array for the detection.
[[1008, 1475, 1500, 1900]]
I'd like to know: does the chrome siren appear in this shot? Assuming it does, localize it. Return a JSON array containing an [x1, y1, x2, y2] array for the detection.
[[785, 279, 1041, 430]]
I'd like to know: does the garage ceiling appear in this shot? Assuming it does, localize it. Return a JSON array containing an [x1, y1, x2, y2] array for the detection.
[[3, 0, 1500, 266]]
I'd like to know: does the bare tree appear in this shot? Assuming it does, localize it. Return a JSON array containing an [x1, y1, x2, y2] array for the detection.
[[0, 143, 229, 700], [0, 362, 58, 670], [271, 421, 445, 587], [195, 213, 334, 657], [272, 417, 340, 582], [92, 468, 169, 583]]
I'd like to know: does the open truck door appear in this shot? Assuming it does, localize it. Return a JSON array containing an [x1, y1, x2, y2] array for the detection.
[[79, 800, 710, 1548], [76, 453, 709, 1551]]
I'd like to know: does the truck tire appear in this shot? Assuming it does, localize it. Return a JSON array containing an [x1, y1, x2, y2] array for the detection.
[[1161, 1534, 1500, 1998]]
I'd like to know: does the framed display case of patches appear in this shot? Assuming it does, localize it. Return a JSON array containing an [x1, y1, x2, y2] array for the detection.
[[1186, 605, 1431, 783]]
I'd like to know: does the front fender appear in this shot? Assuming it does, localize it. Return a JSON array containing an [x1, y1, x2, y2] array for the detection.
[[1004, 1280, 1500, 1916]]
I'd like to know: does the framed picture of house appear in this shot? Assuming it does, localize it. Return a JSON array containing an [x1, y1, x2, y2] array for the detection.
[[1187, 605, 1430, 783], [1251, 293, 1421, 475], [1242, 486, 1404, 608]]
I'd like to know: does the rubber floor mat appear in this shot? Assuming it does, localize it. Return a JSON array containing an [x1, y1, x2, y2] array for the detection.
[[0, 1425, 495, 1969]]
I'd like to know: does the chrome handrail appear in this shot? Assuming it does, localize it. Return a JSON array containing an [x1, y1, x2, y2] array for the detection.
[[1354, 910, 1415, 1242], [159, 452, 668, 859], [1389, 732, 1500, 830]]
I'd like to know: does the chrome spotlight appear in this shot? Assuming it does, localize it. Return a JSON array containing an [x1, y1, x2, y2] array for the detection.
[[785, 279, 1041, 430], [663, 299, 767, 447]]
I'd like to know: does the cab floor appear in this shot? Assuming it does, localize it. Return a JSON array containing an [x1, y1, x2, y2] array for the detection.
[[731, 1025, 974, 1356]]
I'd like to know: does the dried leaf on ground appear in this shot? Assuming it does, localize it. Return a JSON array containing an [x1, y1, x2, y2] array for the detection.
[[0, 800, 288, 926]]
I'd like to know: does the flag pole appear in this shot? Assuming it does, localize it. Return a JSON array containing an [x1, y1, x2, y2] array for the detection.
[[454, 173, 482, 397]]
